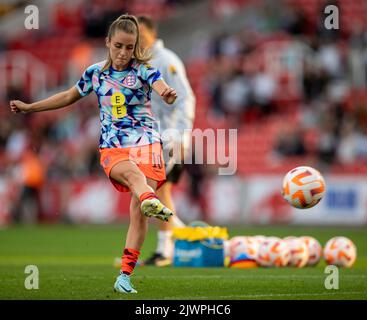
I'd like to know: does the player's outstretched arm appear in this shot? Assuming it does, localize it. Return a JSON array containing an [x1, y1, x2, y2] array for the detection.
[[152, 79, 177, 105], [10, 86, 82, 114]]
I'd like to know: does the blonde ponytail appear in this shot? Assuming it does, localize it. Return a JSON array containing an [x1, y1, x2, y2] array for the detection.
[[101, 14, 151, 72]]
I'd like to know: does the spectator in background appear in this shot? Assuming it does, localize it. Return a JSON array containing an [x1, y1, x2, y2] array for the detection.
[[209, 78, 225, 117], [82, 0, 128, 38], [302, 61, 329, 104], [273, 127, 307, 158], [221, 68, 251, 125], [316, 39, 344, 80], [83, 2, 106, 38], [355, 127, 367, 161], [11, 146, 45, 224], [317, 115, 339, 166], [0, 119, 12, 155], [281, 4, 308, 36], [208, 54, 235, 118], [250, 63, 277, 117], [185, 150, 208, 221], [353, 93, 367, 133], [337, 116, 360, 164]]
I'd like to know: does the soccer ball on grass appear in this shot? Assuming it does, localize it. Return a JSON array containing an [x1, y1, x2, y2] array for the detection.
[[323, 236, 357, 268]]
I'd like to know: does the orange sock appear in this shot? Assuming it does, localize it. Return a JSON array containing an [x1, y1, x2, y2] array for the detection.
[[121, 248, 140, 275], [139, 192, 158, 203]]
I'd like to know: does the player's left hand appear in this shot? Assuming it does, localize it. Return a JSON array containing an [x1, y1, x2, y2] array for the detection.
[[161, 87, 177, 104]]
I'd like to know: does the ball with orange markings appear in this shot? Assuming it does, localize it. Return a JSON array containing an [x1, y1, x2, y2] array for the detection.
[[282, 166, 326, 209], [283, 237, 309, 268], [257, 237, 291, 267], [252, 235, 267, 246], [323, 236, 357, 268], [228, 236, 259, 261], [300, 236, 322, 266]]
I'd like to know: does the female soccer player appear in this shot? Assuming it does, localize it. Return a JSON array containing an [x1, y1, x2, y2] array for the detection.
[[10, 14, 177, 294]]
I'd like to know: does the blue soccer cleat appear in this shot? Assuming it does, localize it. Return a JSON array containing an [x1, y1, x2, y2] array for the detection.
[[141, 198, 173, 222], [114, 272, 137, 294]]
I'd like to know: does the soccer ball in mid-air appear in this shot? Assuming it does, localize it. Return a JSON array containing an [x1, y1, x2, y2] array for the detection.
[[283, 237, 309, 268], [282, 166, 326, 209], [300, 236, 322, 266], [257, 237, 291, 267], [323, 237, 357, 268]]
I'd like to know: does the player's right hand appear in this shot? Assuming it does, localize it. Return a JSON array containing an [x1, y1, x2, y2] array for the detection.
[[10, 100, 32, 114], [160, 87, 177, 104]]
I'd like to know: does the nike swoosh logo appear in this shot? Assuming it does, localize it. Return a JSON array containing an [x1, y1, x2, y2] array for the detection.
[[119, 283, 131, 293]]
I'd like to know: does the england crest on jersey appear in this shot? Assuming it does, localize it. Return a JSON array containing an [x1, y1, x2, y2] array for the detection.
[[122, 73, 137, 87]]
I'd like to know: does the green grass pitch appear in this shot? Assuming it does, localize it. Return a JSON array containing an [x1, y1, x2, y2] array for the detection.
[[0, 224, 366, 300]]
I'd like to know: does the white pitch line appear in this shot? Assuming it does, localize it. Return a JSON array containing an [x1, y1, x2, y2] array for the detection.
[[163, 291, 367, 299], [135, 274, 367, 279], [1, 274, 365, 282]]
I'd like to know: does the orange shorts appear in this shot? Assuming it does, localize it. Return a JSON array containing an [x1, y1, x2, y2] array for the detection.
[[99, 142, 166, 193]]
